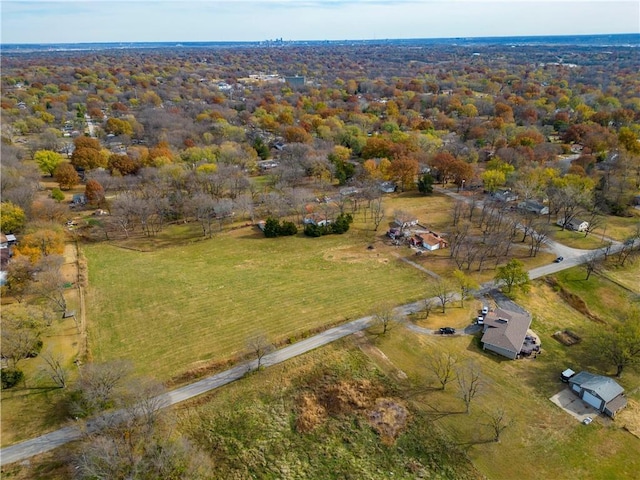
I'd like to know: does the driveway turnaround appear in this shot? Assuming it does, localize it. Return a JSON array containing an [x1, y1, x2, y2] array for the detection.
[[550, 388, 599, 423]]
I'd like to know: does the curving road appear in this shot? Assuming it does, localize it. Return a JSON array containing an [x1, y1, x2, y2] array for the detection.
[[0, 317, 375, 466], [1, 234, 635, 467]]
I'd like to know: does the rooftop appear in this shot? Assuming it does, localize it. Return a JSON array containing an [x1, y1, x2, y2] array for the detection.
[[481, 307, 532, 354], [569, 371, 624, 403]]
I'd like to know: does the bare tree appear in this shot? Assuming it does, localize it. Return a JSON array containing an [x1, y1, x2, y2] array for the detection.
[[189, 193, 217, 238], [423, 298, 437, 319], [73, 374, 211, 479], [529, 222, 551, 257], [111, 192, 138, 238], [371, 197, 385, 231], [120, 379, 167, 434], [456, 362, 484, 414], [373, 303, 400, 335], [432, 278, 456, 313], [428, 352, 458, 390], [518, 210, 537, 243], [31, 255, 67, 312], [484, 408, 512, 442], [448, 221, 470, 260], [70, 361, 133, 417], [583, 250, 603, 280], [247, 334, 274, 371], [1, 307, 42, 368], [451, 200, 465, 227], [39, 350, 68, 388], [214, 198, 234, 231], [233, 193, 256, 223]]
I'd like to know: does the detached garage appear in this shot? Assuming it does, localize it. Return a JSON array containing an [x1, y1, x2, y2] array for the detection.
[[568, 371, 627, 418]]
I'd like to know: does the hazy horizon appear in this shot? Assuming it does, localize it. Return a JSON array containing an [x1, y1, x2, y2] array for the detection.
[[2, 1, 639, 45]]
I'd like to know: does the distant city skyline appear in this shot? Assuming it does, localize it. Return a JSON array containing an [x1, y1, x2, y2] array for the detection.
[[2, 0, 639, 45]]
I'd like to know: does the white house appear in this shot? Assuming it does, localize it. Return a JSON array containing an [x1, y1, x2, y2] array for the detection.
[[557, 217, 589, 232]]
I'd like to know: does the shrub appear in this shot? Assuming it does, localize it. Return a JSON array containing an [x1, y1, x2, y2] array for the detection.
[[51, 187, 65, 202], [1, 368, 24, 389], [331, 213, 353, 234], [263, 217, 280, 238], [278, 220, 298, 236], [26, 339, 43, 358], [304, 223, 327, 237], [263, 218, 298, 237]]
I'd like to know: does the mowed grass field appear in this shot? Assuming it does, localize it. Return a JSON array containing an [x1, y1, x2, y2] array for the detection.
[[83, 223, 431, 381]]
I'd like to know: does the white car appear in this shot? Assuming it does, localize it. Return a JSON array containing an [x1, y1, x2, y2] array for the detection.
[[477, 316, 484, 325], [481, 306, 489, 315]]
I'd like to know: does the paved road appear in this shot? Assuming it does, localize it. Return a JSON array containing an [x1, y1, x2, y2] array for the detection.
[[1, 234, 636, 467], [0, 317, 375, 466]]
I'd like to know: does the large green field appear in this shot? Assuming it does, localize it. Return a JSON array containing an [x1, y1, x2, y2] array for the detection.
[[83, 224, 430, 381]]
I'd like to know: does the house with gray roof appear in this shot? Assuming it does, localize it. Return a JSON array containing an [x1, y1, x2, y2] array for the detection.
[[517, 200, 549, 215], [568, 371, 627, 418], [480, 307, 532, 359]]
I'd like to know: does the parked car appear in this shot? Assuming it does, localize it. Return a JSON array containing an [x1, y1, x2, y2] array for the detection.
[[481, 306, 489, 315], [439, 327, 456, 335], [477, 316, 484, 325], [560, 368, 576, 383], [553, 256, 564, 263]]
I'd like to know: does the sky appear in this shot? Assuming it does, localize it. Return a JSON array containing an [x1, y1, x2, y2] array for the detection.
[[2, 0, 639, 44]]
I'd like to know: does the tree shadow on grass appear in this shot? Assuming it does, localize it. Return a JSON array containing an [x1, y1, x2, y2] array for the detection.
[[421, 404, 467, 420], [457, 438, 497, 447], [3, 386, 61, 399]]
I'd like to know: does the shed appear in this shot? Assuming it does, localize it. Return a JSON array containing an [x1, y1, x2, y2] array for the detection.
[[568, 371, 627, 418]]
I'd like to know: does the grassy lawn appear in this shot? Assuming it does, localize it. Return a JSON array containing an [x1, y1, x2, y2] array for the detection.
[[83, 224, 430, 381], [551, 228, 609, 249], [552, 266, 638, 325], [593, 211, 640, 242], [0, 313, 81, 446], [1, 244, 83, 446], [603, 257, 640, 292]]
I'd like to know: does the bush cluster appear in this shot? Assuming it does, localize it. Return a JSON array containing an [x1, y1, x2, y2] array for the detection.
[[1, 368, 24, 389], [263, 217, 298, 238], [303, 213, 353, 237]]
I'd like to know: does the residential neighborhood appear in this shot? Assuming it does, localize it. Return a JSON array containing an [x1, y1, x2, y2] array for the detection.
[[1, 20, 639, 480]]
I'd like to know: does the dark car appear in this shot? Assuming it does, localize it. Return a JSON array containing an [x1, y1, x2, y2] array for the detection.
[[553, 256, 564, 263], [439, 327, 456, 335]]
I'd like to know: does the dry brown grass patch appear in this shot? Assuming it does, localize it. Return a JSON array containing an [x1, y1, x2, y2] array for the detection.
[[367, 397, 410, 445], [295, 392, 327, 433], [323, 245, 390, 264], [294, 378, 410, 444], [618, 399, 640, 439], [321, 378, 382, 414], [552, 330, 581, 346]]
